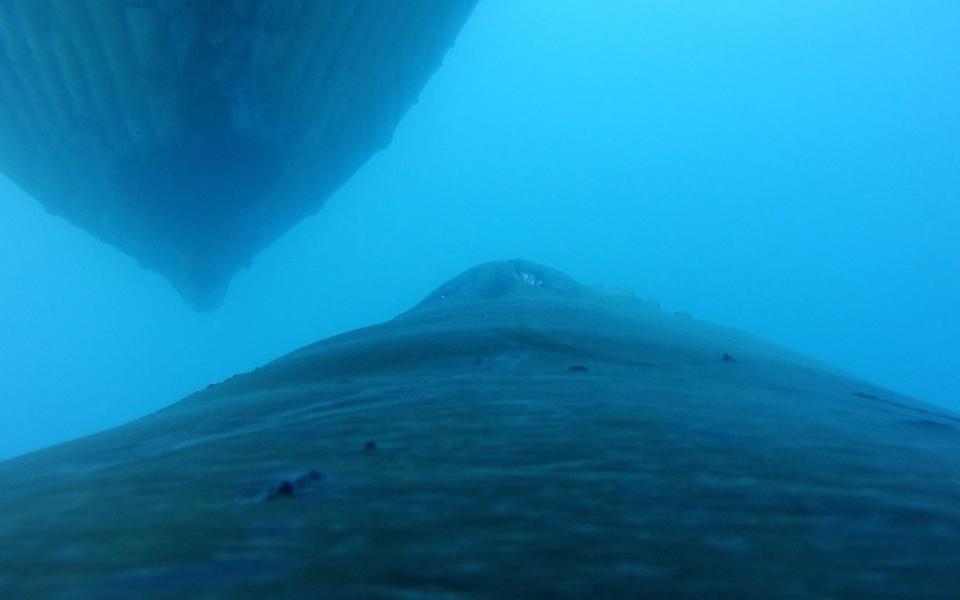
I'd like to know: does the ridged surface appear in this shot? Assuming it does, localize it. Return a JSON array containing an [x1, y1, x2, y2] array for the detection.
[[0, 0, 477, 308], [0, 261, 958, 597]]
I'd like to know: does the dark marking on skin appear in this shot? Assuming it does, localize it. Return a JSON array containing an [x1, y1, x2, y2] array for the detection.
[[265, 469, 325, 501], [722, 353, 738, 364], [568, 365, 589, 372], [364, 441, 378, 451], [852, 392, 960, 425], [906, 419, 955, 431], [267, 481, 295, 501]]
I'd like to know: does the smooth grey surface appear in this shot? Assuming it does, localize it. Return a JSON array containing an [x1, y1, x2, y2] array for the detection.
[[1, 260, 958, 597]]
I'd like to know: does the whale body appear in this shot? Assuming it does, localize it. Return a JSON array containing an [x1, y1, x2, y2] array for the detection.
[[0, 1, 477, 309], [0, 260, 958, 596]]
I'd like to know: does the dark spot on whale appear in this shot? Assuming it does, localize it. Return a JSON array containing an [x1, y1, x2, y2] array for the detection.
[[265, 469, 325, 501], [267, 481, 295, 501], [853, 392, 882, 401], [722, 353, 737, 364], [568, 365, 589, 372], [364, 441, 378, 451]]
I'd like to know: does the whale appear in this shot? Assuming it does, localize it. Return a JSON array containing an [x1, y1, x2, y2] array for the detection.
[[0, 260, 958, 596], [0, 1, 477, 309]]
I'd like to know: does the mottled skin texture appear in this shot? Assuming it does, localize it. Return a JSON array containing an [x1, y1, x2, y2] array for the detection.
[[1, 261, 958, 597]]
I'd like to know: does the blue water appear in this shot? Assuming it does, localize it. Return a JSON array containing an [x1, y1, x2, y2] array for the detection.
[[1, 0, 958, 461]]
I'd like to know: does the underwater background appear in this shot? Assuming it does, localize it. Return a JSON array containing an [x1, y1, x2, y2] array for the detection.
[[1, 0, 958, 461]]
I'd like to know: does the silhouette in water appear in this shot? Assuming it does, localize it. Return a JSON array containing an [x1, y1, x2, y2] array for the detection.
[[0, 1, 477, 309]]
